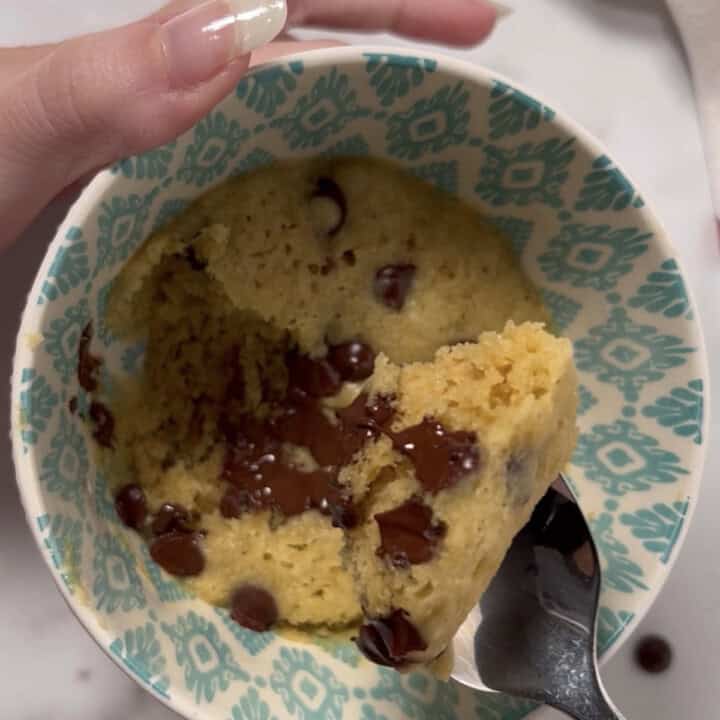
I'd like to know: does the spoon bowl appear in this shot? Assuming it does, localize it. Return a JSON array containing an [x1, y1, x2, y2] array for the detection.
[[452, 476, 625, 720]]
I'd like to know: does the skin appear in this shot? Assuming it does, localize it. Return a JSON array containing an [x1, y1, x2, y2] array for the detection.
[[0, 0, 497, 250]]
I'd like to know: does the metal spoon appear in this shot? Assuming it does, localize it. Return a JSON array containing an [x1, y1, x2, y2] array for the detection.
[[451, 475, 626, 720]]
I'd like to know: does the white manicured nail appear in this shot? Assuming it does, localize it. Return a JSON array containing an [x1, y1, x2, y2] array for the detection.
[[214, 0, 287, 54], [489, 1, 513, 20], [161, 0, 287, 89]]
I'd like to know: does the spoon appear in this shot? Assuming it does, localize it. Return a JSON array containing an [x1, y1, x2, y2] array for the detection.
[[451, 475, 626, 720]]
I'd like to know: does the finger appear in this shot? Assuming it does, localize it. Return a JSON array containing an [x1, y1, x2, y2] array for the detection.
[[0, 0, 287, 248], [0, 45, 54, 89], [288, 0, 497, 46], [249, 38, 345, 66]]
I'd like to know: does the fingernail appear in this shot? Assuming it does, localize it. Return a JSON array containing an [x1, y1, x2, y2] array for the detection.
[[489, 1, 513, 20], [160, 0, 287, 89]]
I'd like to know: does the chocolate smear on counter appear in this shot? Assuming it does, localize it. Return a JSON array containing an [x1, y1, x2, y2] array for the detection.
[[150, 532, 205, 576], [356, 609, 427, 667], [390, 419, 479, 494], [311, 177, 347, 237], [152, 503, 194, 536], [230, 585, 279, 632], [327, 341, 375, 382], [375, 497, 447, 568], [115, 484, 148, 530], [89, 401, 115, 448], [635, 635, 673, 674], [373, 264, 416, 310], [77, 322, 102, 392]]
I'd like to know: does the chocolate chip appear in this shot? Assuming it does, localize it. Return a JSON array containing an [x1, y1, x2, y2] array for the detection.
[[375, 497, 446, 568], [89, 401, 115, 449], [635, 635, 673, 674], [341, 249, 356, 266], [286, 350, 342, 397], [152, 503, 193, 536], [77, 322, 102, 392], [390, 419, 479, 494], [310, 177, 347, 237], [356, 609, 427, 668], [230, 585, 278, 632], [69, 396, 78, 414], [327, 341, 375, 382], [220, 487, 250, 518], [150, 532, 205, 577], [373, 265, 416, 310], [115, 484, 147, 530]]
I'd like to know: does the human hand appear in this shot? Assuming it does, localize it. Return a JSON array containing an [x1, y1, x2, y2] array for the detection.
[[0, 0, 498, 250]]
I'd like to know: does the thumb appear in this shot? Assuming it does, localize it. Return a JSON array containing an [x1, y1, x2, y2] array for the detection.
[[0, 0, 286, 245]]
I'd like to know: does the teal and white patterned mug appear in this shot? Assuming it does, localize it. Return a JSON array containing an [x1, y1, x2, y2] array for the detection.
[[11, 47, 709, 720]]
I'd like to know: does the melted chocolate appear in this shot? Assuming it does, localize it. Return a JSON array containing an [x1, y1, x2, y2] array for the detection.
[[327, 341, 375, 382], [222, 411, 356, 525], [77, 322, 101, 392], [150, 532, 205, 577], [286, 350, 342, 398], [356, 609, 427, 667], [230, 585, 279, 632], [269, 391, 393, 469], [220, 486, 250, 518], [390, 419, 479, 493], [311, 177, 347, 237], [89, 401, 115, 448], [373, 265, 416, 311], [220, 389, 394, 526], [267, 396, 345, 467], [115, 484, 147, 530], [375, 497, 446, 568], [152, 503, 193, 536], [225, 449, 347, 519], [336, 392, 394, 430]]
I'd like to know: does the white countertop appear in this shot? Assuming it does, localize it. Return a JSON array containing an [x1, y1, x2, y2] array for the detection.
[[1, 2, 719, 718]]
